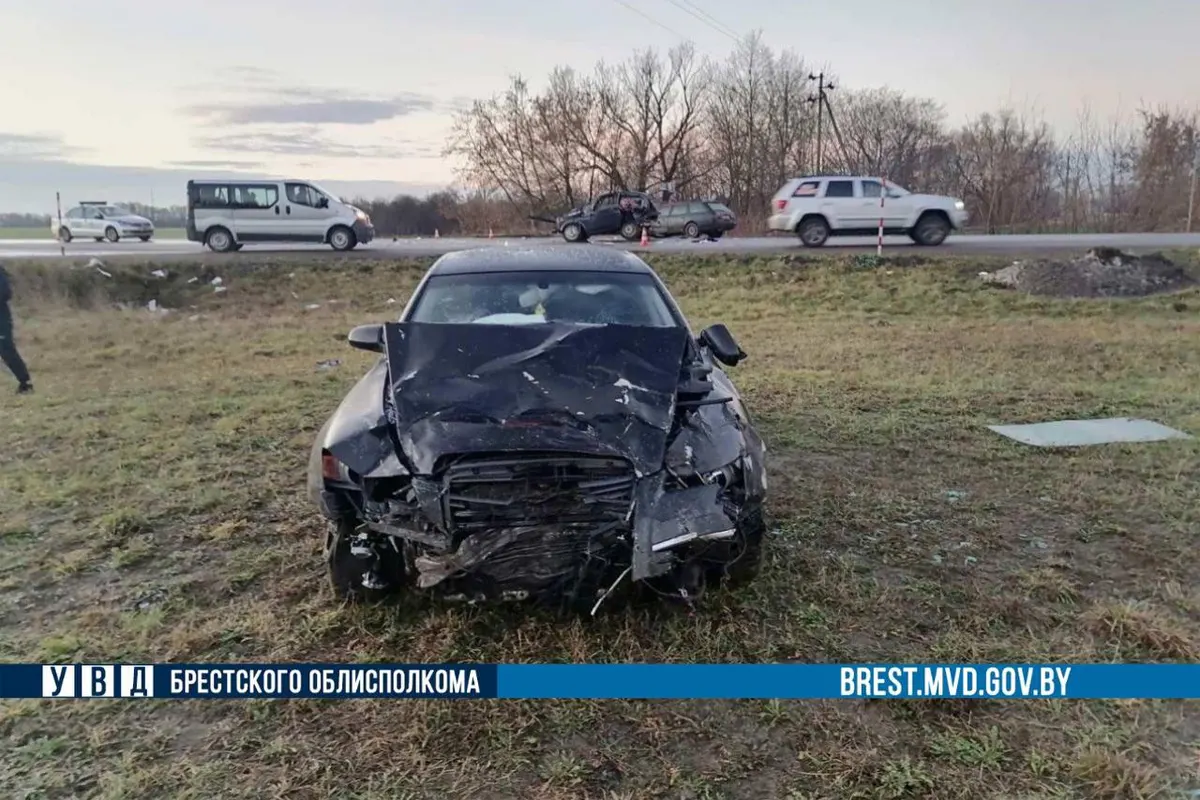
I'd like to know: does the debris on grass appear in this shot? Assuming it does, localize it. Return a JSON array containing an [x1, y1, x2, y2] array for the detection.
[[979, 247, 1195, 298], [315, 359, 341, 371], [988, 417, 1192, 447]]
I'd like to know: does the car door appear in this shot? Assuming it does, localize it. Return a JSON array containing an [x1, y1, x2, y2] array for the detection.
[[586, 193, 623, 236], [283, 182, 336, 241], [860, 179, 911, 228], [819, 179, 858, 229]]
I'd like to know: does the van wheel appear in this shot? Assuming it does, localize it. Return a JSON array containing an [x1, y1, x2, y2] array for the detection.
[[797, 216, 830, 247], [328, 225, 356, 252], [104, 226, 120, 243], [205, 227, 236, 253], [58, 228, 72, 243]]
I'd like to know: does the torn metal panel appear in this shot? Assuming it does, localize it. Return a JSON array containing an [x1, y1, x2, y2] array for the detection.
[[988, 418, 1193, 447], [382, 321, 690, 476]]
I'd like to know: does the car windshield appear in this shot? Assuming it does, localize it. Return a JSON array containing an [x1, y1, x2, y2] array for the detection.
[[408, 270, 678, 328], [882, 182, 910, 196]]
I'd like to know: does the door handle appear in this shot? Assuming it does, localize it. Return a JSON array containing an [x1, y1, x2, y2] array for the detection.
[[275, 207, 280, 215], [286, 206, 291, 215]]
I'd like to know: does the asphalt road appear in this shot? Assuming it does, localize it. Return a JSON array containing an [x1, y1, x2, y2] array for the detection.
[[2, 232, 1199, 260]]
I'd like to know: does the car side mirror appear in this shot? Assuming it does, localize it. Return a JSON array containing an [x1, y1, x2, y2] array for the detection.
[[348, 324, 384, 353], [699, 323, 746, 367], [316, 196, 330, 209]]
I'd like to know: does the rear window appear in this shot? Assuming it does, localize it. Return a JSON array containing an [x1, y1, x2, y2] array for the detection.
[[708, 203, 734, 214], [825, 180, 855, 198], [792, 181, 820, 197], [408, 270, 678, 328]]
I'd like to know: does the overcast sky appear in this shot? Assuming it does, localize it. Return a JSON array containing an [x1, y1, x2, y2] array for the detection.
[[1, 0, 1197, 213]]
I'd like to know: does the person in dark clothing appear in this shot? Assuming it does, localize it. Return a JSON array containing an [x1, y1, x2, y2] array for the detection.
[[0, 264, 33, 394]]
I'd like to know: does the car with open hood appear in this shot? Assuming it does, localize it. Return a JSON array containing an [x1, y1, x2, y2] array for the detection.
[[540, 191, 659, 243], [307, 247, 768, 611]]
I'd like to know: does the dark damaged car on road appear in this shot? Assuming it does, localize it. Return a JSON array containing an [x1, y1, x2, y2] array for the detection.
[[539, 191, 659, 243], [307, 247, 768, 611]]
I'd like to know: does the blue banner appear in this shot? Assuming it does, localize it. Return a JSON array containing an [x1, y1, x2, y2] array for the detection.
[[4, 663, 1198, 700]]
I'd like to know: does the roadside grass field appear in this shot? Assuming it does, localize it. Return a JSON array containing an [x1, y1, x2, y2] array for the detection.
[[1, 252, 1198, 799], [0, 226, 186, 240]]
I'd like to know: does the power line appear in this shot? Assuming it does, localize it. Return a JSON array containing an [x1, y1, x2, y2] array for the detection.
[[614, 0, 688, 41], [661, 0, 739, 42], [673, 0, 741, 40]]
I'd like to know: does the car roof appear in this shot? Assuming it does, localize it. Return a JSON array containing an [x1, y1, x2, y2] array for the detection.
[[427, 246, 656, 276]]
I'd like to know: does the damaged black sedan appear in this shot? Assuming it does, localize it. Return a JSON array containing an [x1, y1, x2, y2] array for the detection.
[[307, 247, 767, 611]]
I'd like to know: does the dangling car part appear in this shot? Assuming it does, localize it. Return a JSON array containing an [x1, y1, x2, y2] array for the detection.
[[307, 246, 767, 611]]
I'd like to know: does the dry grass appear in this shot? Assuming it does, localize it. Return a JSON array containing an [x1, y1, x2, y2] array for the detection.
[[1, 251, 1199, 799]]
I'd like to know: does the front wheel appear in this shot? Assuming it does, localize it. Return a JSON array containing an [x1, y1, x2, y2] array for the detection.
[[326, 518, 401, 603], [138, 235, 152, 242], [910, 213, 951, 246], [561, 222, 586, 243], [797, 217, 830, 247], [328, 225, 356, 252], [58, 228, 72, 243], [104, 226, 119, 243], [619, 221, 640, 241]]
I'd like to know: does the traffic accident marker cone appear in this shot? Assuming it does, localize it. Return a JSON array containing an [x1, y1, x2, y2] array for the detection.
[[640, 225, 649, 247], [434, 228, 440, 239], [488, 227, 494, 239]]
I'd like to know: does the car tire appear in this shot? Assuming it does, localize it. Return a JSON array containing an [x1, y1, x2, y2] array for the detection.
[[138, 235, 152, 242], [325, 518, 400, 603], [104, 226, 120, 243], [910, 212, 951, 246], [562, 222, 586, 243], [797, 216, 830, 247], [711, 231, 725, 240], [683, 221, 701, 239], [723, 506, 766, 587], [619, 221, 640, 241], [205, 226, 236, 253], [94, 237, 104, 242], [328, 225, 356, 252], [58, 228, 72, 243]]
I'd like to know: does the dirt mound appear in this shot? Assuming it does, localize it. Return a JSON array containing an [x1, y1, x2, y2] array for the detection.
[[979, 247, 1195, 298]]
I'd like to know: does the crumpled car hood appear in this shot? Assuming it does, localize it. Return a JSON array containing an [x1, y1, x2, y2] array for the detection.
[[382, 322, 690, 476]]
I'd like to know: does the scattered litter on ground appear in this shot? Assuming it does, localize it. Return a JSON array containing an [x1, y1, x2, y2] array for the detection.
[[979, 247, 1195, 298], [943, 489, 967, 502], [213, 285, 227, 293], [989, 417, 1193, 447], [387, 298, 397, 305], [146, 299, 170, 314], [150, 269, 168, 279], [304, 303, 321, 310], [210, 277, 223, 286], [187, 277, 198, 284], [86, 257, 112, 277], [188, 314, 202, 322], [316, 359, 342, 371]]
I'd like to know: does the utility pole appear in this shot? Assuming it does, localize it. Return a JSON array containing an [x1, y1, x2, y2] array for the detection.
[[1188, 141, 1198, 233], [806, 73, 835, 173]]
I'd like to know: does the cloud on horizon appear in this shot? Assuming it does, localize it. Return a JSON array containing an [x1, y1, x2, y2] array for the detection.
[[0, 132, 81, 161], [193, 128, 441, 159]]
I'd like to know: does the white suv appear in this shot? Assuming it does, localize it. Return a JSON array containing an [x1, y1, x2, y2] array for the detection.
[[767, 176, 968, 247]]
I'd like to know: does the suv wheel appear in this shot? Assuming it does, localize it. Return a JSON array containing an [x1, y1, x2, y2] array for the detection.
[[911, 212, 951, 246], [797, 217, 830, 247]]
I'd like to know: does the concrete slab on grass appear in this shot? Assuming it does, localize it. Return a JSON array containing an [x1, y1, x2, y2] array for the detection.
[[988, 418, 1192, 447]]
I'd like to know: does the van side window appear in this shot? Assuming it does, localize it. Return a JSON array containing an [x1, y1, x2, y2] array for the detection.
[[286, 183, 318, 207], [234, 184, 279, 208], [196, 185, 231, 208]]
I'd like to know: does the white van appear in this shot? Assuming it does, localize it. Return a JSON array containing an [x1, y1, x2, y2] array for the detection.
[[186, 179, 375, 252]]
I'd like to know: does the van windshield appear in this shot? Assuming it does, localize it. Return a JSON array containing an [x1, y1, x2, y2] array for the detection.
[[310, 183, 342, 203]]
